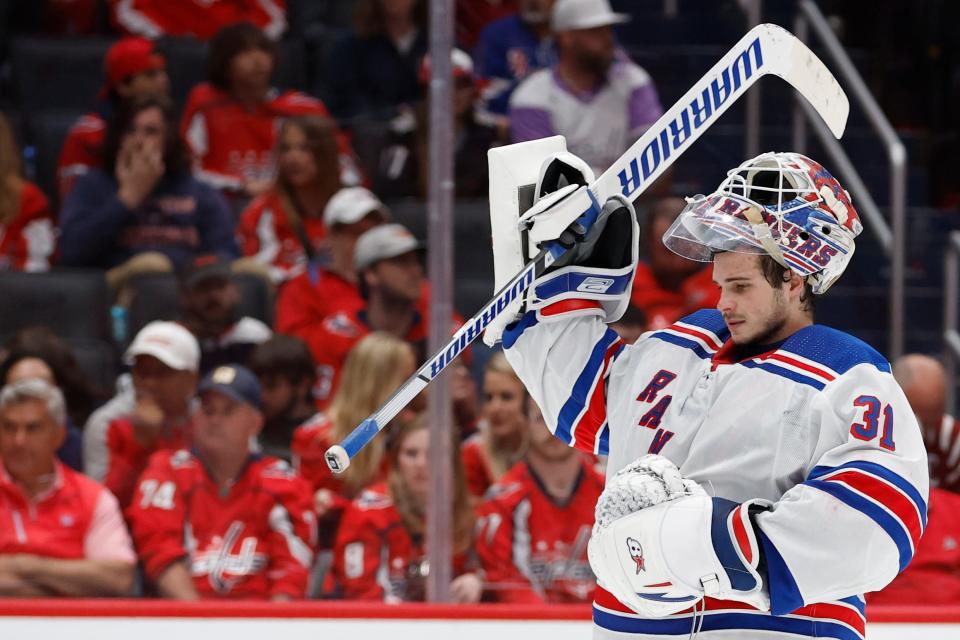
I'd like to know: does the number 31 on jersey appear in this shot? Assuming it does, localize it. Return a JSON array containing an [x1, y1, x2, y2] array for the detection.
[[849, 395, 896, 451]]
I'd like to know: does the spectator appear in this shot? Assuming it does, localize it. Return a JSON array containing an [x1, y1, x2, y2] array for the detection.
[[300, 223, 463, 406], [249, 335, 317, 461], [181, 22, 359, 199], [375, 49, 499, 199], [893, 354, 959, 491], [59, 96, 238, 304], [3, 356, 83, 472], [326, 0, 428, 121], [630, 197, 720, 330], [274, 187, 389, 368], [451, 358, 480, 439], [474, 0, 557, 132], [0, 114, 55, 271], [476, 400, 601, 602], [112, 0, 287, 41], [127, 364, 315, 600], [509, 0, 663, 175], [455, 0, 516, 50], [237, 116, 344, 284], [461, 352, 529, 499], [292, 332, 417, 541], [99, 322, 200, 507], [178, 253, 272, 374], [57, 37, 170, 201], [0, 379, 136, 597], [333, 415, 481, 602]]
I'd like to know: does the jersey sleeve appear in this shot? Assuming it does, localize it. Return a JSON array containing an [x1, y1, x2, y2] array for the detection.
[[103, 419, 155, 508], [333, 503, 392, 601], [264, 472, 316, 599], [475, 487, 544, 604], [752, 363, 930, 615], [125, 454, 189, 582], [502, 310, 625, 456]]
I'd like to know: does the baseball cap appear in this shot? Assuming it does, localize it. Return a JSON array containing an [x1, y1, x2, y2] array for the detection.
[[180, 253, 233, 289], [551, 0, 630, 31], [354, 223, 424, 271], [100, 37, 166, 98], [124, 321, 200, 372], [418, 48, 477, 84], [323, 187, 390, 227], [198, 364, 262, 410]]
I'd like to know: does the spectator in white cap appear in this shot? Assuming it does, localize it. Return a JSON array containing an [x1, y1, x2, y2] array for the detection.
[[93, 321, 201, 507], [509, 0, 663, 175], [274, 187, 392, 397], [237, 116, 352, 286]]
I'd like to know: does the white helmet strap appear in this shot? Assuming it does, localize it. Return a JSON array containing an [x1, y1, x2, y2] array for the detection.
[[741, 203, 790, 270]]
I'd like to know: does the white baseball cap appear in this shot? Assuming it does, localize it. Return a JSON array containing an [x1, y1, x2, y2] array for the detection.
[[323, 187, 389, 227], [354, 223, 424, 271], [551, 0, 630, 31], [124, 321, 200, 372]]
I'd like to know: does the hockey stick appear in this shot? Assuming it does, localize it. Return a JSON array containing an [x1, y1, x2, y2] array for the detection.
[[325, 23, 848, 473]]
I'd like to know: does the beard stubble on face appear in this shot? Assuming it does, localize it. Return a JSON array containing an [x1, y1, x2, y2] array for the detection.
[[729, 287, 790, 346]]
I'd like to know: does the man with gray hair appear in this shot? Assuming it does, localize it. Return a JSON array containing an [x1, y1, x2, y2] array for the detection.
[[0, 379, 136, 596]]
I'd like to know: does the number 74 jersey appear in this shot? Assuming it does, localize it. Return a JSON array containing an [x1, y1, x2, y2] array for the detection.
[[503, 308, 929, 639]]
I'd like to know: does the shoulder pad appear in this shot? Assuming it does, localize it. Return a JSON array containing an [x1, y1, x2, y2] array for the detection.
[[779, 325, 890, 376]]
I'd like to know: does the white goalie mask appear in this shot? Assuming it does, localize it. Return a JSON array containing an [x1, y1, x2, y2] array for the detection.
[[663, 152, 863, 294]]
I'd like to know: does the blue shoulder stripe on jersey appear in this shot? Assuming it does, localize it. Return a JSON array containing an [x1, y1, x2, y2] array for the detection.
[[710, 498, 758, 592], [805, 479, 914, 572], [675, 308, 731, 341], [597, 424, 610, 456], [649, 331, 714, 359], [555, 328, 620, 446], [593, 608, 860, 640], [809, 461, 928, 528], [779, 324, 890, 375], [756, 529, 805, 616], [740, 359, 826, 391], [502, 310, 539, 350], [840, 595, 866, 616]]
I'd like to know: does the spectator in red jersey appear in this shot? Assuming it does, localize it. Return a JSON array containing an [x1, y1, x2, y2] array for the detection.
[[178, 253, 272, 374], [0, 379, 136, 597], [100, 322, 200, 507], [333, 415, 481, 602], [0, 114, 55, 271], [867, 486, 960, 605], [249, 335, 317, 461], [292, 332, 417, 546], [462, 352, 529, 500], [237, 116, 344, 285], [182, 22, 359, 199], [60, 96, 238, 304], [476, 400, 601, 603], [893, 354, 960, 492], [326, 0, 428, 121], [112, 0, 287, 41], [127, 364, 316, 600], [630, 197, 720, 330], [3, 356, 84, 472], [57, 37, 170, 202], [274, 187, 389, 372]]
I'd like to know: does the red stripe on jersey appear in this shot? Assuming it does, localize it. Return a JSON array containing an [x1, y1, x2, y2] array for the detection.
[[670, 324, 722, 351], [730, 505, 753, 564], [826, 470, 924, 549], [539, 299, 602, 317], [766, 353, 836, 381], [571, 337, 623, 452]]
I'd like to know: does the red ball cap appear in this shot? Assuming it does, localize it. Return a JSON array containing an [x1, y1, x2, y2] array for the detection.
[[100, 37, 166, 97]]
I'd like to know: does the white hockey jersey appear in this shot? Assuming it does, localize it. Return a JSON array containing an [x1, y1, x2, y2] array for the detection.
[[503, 308, 929, 640]]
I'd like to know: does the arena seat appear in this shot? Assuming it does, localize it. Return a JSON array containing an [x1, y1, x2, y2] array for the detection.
[[0, 269, 111, 343], [10, 37, 114, 114]]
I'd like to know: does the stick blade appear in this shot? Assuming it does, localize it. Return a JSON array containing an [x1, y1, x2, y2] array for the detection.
[[758, 23, 849, 138]]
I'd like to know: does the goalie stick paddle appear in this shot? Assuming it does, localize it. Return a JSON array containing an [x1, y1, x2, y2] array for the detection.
[[325, 23, 849, 473]]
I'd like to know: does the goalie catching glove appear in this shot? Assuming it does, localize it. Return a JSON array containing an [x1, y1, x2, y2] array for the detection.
[[486, 152, 640, 345], [588, 454, 773, 618]]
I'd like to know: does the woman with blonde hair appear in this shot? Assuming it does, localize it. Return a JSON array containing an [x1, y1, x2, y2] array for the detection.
[[0, 114, 55, 271], [461, 351, 530, 498], [333, 414, 482, 602], [238, 115, 344, 284], [291, 332, 418, 528]]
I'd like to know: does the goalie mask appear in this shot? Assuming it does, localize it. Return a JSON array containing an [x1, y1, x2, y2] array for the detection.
[[663, 152, 862, 294]]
